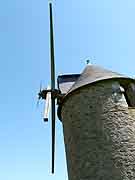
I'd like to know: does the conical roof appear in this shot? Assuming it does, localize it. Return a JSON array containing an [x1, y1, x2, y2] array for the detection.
[[67, 65, 132, 94], [58, 65, 134, 120]]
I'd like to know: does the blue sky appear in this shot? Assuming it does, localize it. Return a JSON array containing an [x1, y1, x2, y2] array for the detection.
[[0, 0, 135, 180]]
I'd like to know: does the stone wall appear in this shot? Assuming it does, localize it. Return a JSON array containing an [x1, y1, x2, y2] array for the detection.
[[61, 80, 135, 180]]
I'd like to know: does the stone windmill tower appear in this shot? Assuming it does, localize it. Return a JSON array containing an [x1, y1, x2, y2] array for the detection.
[[57, 64, 135, 180], [38, 2, 135, 180]]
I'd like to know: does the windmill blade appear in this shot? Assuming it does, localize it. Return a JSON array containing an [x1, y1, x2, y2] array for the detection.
[[49, 2, 55, 90], [36, 99, 40, 108], [49, 2, 56, 174], [36, 81, 43, 108], [40, 81, 42, 92], [51, 97, 55, 174], [43, 86, 51, 122]]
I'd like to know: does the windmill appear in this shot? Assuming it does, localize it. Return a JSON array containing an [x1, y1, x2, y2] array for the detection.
[[36, 2, 135, 179]]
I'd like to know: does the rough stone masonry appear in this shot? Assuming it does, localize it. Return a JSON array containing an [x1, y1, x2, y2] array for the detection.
[[61, 80, 135, 180]]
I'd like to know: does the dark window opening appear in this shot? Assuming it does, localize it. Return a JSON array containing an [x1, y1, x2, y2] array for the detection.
[[120, 83, 135, 107], [123, 91, 132, 107]]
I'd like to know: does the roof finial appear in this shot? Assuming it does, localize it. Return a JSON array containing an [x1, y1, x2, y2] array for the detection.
[[86, 59, 90, 65]]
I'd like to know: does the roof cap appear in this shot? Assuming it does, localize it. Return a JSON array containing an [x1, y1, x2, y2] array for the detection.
[[68, 65, 132, 93], [58, 65, 135, 121]]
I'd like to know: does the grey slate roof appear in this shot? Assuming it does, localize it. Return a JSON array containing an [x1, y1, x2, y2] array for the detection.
[[57, 65, 135, 120], [67, 65, 134, 94]]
